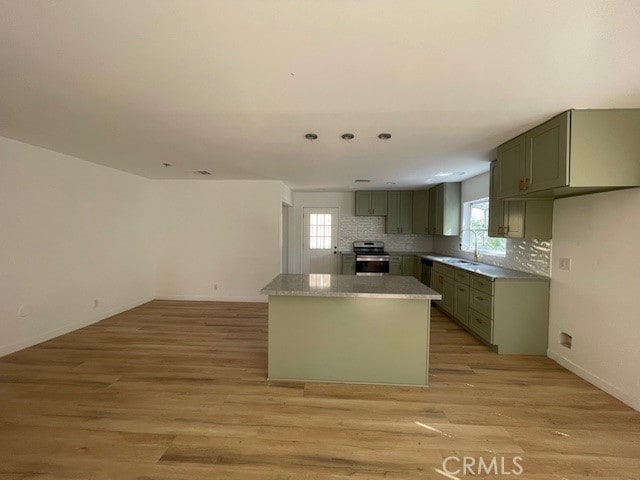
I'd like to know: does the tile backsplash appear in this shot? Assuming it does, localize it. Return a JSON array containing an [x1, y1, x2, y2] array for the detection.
[[432, 236, 551, 276], [339, 215, 432, 252]]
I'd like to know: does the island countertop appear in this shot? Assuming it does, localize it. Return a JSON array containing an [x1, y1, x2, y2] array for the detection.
[[261, 274, 442, 300]]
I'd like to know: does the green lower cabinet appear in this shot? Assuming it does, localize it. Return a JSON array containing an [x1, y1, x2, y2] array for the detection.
[[341, 254, 355, 275], [431, 261, 550, 355], [389, 256, 402, 275], [401, 256, 414, 276], [453, 283, 470, 326], [413, 256, 422, 280]]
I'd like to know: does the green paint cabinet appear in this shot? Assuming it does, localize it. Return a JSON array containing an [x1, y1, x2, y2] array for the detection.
[[389, 255, 402, 275], [341, 253, 355, 275], [496, 109, 640, 199], [427, 183, 461, 236], [413, 256, 422, 280], [432, 260, 550, 355], [489, 160, 553, 240], [412, 189, 429, 234], [386, 191, 413, 234], [355, 191, 388, 216], [401, 256, 414, 277]]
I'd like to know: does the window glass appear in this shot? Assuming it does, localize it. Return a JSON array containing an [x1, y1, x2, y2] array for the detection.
[[309, 213, 332, 249], [461, 199, 506, 256]]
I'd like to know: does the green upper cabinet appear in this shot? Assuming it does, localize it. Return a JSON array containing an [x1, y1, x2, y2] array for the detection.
[[355, 191, 388, 216], [386, 191, 413, 234], [488, 161, 504, 237], [497, 134, 526, 199], [427, 183, 461, 236], [496, 109, 640, 199], [411, 189, 429, 234], [490, 160, 553, 240], [525, 112, 569, 194]]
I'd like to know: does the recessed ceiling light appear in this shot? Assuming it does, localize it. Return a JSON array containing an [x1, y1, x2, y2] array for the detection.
[[434, 172, 451, 177], [305, 133, 318, 140], [378, 133, 392, 140], [354, 179, 371, 183], [341, 133, 355, 140], [162, 162, 172, 167], [194, 170, 212, 175]]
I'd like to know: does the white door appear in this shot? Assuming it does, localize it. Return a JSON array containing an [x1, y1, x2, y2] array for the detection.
[[303, 207, 339, 274]]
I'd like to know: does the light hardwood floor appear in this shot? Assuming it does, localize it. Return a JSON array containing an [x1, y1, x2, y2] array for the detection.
[[0, 300, 639, 479]]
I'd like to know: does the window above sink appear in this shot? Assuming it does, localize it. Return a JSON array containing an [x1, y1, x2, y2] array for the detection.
[[461, 198, 506, 257]]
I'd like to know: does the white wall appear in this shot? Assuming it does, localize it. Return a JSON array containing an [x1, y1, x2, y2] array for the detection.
[[548, 188, 640, 411], [152, 180, 283, 302], [461, 172, 489, 203], [0, 136, 156, 356]]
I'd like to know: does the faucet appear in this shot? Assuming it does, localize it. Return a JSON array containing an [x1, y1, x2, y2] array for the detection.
[[460, 229, 482, 263]]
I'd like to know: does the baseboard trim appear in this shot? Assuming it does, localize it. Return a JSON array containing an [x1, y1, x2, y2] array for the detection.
[[0, 295, 155, 358], [155, 294, 267, 303], [547, 349, 640, 412]]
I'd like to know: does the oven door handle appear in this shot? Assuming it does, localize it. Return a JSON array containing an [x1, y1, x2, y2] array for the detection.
[[356, 256, 390, 262]]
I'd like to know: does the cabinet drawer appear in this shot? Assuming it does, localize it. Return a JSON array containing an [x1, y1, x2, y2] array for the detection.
[[389, 255, 402, 262], [469, 309, 492, 344], [470, 274, 494, 295], [433, 262, 455, 278], [470, 289, 493, 318], [454, 270, 470, 285]]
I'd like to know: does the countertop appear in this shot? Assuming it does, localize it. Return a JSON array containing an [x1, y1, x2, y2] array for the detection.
[[423, 254, 549, 280], [261, 274, 442, 300]]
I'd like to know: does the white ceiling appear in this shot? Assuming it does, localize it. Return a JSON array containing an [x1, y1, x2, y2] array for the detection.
[[1, 1, 640, 190]]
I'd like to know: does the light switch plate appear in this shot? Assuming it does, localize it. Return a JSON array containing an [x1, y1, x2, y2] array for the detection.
[[559, 257, 572, 271]]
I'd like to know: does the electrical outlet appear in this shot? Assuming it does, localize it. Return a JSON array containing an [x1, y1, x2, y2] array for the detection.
[[94, 299, 99, 308], [559, 257, 572, 271]]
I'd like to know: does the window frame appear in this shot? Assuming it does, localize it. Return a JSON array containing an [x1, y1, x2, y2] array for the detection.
[[460, 198, 506, 257]]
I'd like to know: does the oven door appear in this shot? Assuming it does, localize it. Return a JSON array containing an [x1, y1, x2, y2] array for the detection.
[[355, 255, 390, 276]]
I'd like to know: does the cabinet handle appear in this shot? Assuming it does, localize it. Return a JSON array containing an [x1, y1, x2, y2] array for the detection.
[[475, 296, 484, 301], [524, 177, 529, 190], [457, 287, 465, 292], [519, 179, 525, 191], [476, 317, 484, 324]]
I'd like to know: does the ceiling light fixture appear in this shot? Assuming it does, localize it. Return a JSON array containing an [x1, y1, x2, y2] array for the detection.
[[434, 172, 451, 177], [378, 133, 392, 140], [194, 170, 212, 175], [162, 163, 172, 167], [354, 179, 371, 183], [305, 133, 318, 140], [341, 133, 355, 140]]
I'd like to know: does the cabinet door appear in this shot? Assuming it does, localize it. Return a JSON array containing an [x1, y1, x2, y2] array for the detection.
[[389, 257, 402, 275], [504, 200, 525, 238], [454, 282, 470, 326], [399, 191, 413, 233], [401, 256, 414, 276], [525, 112, 569, 193], [488, 161, 505, 237], [413, 256, 421, 279], [386, 192, 401, 233], [442, 183, 461, 236], [355, 191, 372, 216], [370, 191, 388, 215], [497, 134, 526, 199], [441, 275, 455, 314], [341, 255, 355, 275], [412, 190, 428, 233], [428, 187, 439, 235]]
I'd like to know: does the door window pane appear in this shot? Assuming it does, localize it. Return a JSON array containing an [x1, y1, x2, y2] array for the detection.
[[309, 213, 332, 249]]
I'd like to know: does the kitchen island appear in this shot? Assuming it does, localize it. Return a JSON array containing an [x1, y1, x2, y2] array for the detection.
[[260, 274, 441, 386]]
